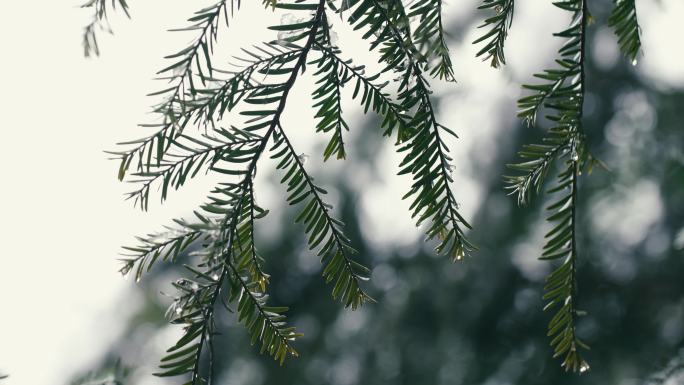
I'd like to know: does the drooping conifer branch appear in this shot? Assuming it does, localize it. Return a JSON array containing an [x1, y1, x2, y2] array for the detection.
[[311, 17, 350, 160], [84, 0, 647, 375], [153, 0, 239, 120], [341, 0, 474, 260], [608, 0, 642, 63], [312, 42, 411, 141], [112, 46, 304, 198], [473, 0, 514, 68], [270, 122, 372, 308], [505, 0, 591, 372], [409, 0, 455, 80], [122, 1, 373, 381]]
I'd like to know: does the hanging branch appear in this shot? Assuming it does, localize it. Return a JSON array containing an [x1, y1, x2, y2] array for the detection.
[[111, 45, 304, 193], [408, 0, 456, 80], [83, 0, 648, 375], [505, 0, 591, 372], [312, 42, 411, 141], [341, 0, 475, 260], [311, 21, 350, 160], [608, 0, 642, 64], [153, 0, 240, 120], [129, 0, 240, 176], [473, 0, 515, 68], [120, 1, 372, 382], [270, 122, 372, 309]]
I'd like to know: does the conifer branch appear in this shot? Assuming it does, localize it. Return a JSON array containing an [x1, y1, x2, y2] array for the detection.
[[154, 0, 239, 119], [113, 46, 303, 188], [145, 2, 332, 381], [473, 0, 514, 68], [608, 0, 642, 63], [409, 0, 455, 80], [132, 0, 239, 175], [504, 133, 570, 205], [223, 253, 300, 364], [157, 126, 287, 382], [88, 0, 647, 374], [343, 0, 474, 260], [202, 173, 300, 369], [506, 0, 591, 372], [119, 217, 206, 281], [311, 20, 349, 160], [313, 42, 411, 141], [241, 180, 270, 288], [271, 122, 372, 308], [126, 130, 261, 210], [155, 271, 218, 382]]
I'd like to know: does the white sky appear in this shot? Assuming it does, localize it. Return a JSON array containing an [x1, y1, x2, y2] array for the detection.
[[0, 1, 681, 384]]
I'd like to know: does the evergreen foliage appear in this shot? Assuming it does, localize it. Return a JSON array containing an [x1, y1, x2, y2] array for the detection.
[[473, 0, 514, 68], [504, 0, 594, 372], [502, 0, 642, 373], [608, 0, 642, 63], [85, 0, 646, 380]]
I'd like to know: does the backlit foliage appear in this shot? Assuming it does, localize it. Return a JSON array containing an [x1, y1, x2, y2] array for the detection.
[[85, 0, 644, 380], [496, 0, 642, 373]]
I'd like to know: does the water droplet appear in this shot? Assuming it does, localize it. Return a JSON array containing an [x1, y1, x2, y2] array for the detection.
[[571, 153, 579, 162], [631, 58, 638, 66], [579, 362, 590, 373], [298, 153, 309, 164], [191, 282, 199, 291], [212, 274, 219, 281], [175, 307, 182, 315]]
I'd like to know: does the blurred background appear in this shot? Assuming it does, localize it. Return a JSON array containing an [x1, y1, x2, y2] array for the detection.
[[0, 0, 682, 384]]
